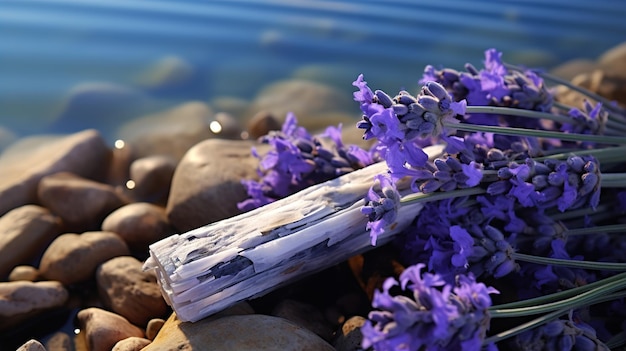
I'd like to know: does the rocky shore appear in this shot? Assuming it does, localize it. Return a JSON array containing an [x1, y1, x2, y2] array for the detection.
[[2, 42, 626, 351]]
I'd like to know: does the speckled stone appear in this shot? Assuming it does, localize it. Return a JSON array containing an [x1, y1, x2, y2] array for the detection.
[[143, 313, 335, 351]]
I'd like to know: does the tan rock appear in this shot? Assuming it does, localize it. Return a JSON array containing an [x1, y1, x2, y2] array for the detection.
[[272, 299, 334, 341], [0, 129, 111, 217], [8, 265, 39, 282], [143, 313, 334, 351], [39, 232, 130, 285], [556, 69, 626, 108], [38, 172, 129, 231], [77, 307, 144, 351], [209, 96, 250, 120], [549, 58, 597, 81], [0, 281, 68, 330], [145, 318, 165, 340], [245, 79, 354, 131], [96, 256, 168, 326], [111, 337, 151, 351], [44, 332, 74, 351], [0, 205, 61, 278], [166, 139, 269, 232], [118, 101, 221, 161], [16, 339, 47, 351], [246, 110, 282, 139], [598, 41, 626, 76], [333, 316, 367, 351], [101, 203, 174, 252], [128, 155, 177, 205]]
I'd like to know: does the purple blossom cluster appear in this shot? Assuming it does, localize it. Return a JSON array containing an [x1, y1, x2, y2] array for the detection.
[[361, 263, 499, 351], [421, 48, 553, 128], [353, 75, 466, 175], [510, 315, 610, 351], [238, 112, 374, 211], [486, 155, 601, 212], [350, 48, 625, 350]]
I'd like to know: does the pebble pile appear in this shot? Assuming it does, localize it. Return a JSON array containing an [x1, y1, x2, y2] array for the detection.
[[2, 42, 626, 351]]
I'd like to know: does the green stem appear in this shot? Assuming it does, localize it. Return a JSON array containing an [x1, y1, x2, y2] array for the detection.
[[600, 173, 626, 187], [483, 308, 568, 345], [512, 252, 626, 271], [444, 122, 626, 145], [489, 273, 626, 318], [548, 204, 610, 221], [400, 187, 486, 205], [534, 145, 626, 164], [486, 291, 626, 346], [606, 331, 626, 349], [565, 223, 626, 236], [492, 273, 626, 310], [466, 105, 579, 125]]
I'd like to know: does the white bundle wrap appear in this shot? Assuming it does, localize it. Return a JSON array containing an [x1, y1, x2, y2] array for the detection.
[[143, 145, 443, 322]]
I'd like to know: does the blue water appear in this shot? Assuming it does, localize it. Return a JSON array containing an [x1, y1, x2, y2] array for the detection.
[[1, 0, 626, 144]]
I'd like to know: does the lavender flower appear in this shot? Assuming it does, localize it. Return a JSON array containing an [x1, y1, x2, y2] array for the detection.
[[510, 315, 610, 351], [362, 174, 401, 245], [238, 113, 374, 211], [421, 48, 553, 128], [487, 155, 601, 212], [361, 263, 499, 351], [352, 76, 466, 174], [561, 100, 608, 147], [402, 155, 483, 194]]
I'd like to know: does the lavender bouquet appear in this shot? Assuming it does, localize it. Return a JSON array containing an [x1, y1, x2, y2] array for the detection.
[[146, 49, 626, 350]]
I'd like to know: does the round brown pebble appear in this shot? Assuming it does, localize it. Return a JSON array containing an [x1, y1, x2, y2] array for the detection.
[[96, 256, 168, 326], [101, 203, 174, 252], [77, 307, 144, 351], [8, 265, 39, 282], [145, 318, 166, 340], [39, 231, 130, 285]]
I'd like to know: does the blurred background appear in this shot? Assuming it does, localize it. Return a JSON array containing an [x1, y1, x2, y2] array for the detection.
[[1, 0, 626, 149]]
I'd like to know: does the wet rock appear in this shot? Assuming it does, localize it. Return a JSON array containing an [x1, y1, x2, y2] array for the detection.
[[0, 281, 68, 331], [112, 337, 152, 351], [118, 101, 220, 161], [128, 155, 177, 205], [245, 79, 354, 131], [557, 70, 626, 109], [145, 318, 165, 340], [77, 307, 144, 351], [143, 313, 334, 351], [101, 203, 174, 252], [211, 112, 243, 139], [39, 232, 130, 285], [333, 316, 367, 351], [549, 59, 597, 81], [166, 139, 269, 232], [106, 139, 136, 188], [0, 205, 61, 278], [0, 129, 110, 217], [8, 265, 39, 282], [272, 299, 334, 341], [48, 82, 158, 139], [209, 96, 250, 120], [0, 125, 18, 153], [16, 339, 46, 351], [37, 172, 129, 232], [135, 55, 195, 92], [44, 332, 73, 351], [246, 110, 282, 139], [96, 256, 168, 326], [598, 41, 626, 76]]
